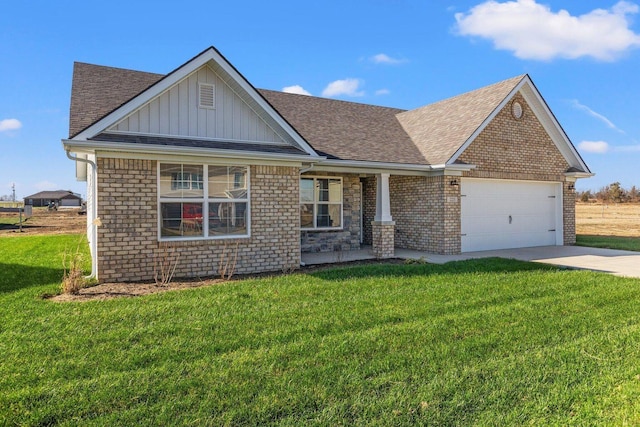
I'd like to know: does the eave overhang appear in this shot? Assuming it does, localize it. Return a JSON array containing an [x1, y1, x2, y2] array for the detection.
[[62, 139, 322, 165]]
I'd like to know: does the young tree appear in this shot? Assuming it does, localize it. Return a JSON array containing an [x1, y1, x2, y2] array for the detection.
[[608, 182, 625, 203]]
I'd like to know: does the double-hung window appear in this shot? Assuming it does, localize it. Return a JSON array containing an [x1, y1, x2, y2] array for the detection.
[[159, 163, 249, 239], [300, 177, 342, 229]]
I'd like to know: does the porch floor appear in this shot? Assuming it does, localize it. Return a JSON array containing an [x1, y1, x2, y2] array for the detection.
[[300, 246, 468, 266]]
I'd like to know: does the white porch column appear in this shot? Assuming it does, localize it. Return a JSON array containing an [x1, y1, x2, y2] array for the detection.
[[372, 173, 395, 259], [374, 173, 393, 222]]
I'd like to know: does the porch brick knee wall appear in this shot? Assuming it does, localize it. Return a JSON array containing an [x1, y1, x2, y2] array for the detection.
[[96, 159, 300, 283], [371, 221, 395, 259], [301, 173, 361, 253]]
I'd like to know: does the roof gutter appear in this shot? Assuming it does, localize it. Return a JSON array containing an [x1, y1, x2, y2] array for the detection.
[[65, 150, 98, 280]]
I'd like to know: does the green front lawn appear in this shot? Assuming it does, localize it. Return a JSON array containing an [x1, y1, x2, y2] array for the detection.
[[1, 234, 640, 425], [576, 234, 640, 252]]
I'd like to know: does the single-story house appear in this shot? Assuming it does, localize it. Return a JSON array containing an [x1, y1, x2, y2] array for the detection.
[[63, 46, 592, 282], [24, 190, 82, 207]]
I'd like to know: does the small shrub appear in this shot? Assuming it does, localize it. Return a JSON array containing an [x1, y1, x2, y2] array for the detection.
[[61, 241, 87, 294], [404, 256, 428, 265], [154, 244, 180, 286], [218, 241, 239, 280]]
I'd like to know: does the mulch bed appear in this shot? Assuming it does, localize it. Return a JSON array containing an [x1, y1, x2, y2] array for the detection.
[[49, 258, 407, 302]]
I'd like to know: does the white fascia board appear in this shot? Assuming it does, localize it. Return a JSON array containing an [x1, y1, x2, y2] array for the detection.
[[447, 75, 591, 174], [62, 139, 321, 165], [564, 171, 595, 180], [519, 82, 591, 173], [72, 47, 321, 159], [73, 50, 215, 141], [447, 76, 528, 166], [210, 53, 319, 158], [313, 159, 432, 175]]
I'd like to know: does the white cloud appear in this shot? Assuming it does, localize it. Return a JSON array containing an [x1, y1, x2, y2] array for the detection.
[[455, 0, 640, 61], [321, 79, 365, 97], [579, 140, 610, 153], [570, 100, 625, 133], [282, 85, 312, 96], [375, 88, 391, 95], [0, 118, 22, 132], [370, 53, 406, 65]]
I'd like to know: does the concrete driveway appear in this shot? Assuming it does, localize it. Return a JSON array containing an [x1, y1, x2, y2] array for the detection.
[[397, 246, 640, 278]]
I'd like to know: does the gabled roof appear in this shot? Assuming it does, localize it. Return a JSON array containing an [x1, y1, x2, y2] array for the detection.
[[66, 49, 590, 173], [24, 190, 81, 200], [70, 62, 162, 138], [396, 75, 526, 165], [259, 90, 424, 164]]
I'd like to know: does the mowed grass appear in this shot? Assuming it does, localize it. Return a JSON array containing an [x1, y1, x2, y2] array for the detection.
[[576, 234, 640, 252], [1, 235, 640, 425]]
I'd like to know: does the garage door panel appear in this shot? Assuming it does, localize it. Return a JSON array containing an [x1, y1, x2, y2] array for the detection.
[[461, 179, 561, 252]]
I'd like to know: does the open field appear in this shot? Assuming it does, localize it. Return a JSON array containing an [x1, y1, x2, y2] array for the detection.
[[2, 234, 640, 425], [0, 207, 85, 237], [576, 202, 640, 237]]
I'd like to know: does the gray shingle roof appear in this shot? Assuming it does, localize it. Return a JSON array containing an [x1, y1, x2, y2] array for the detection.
[[258, 90, 425, 164], [396, 75, 525, 165], [68, 61, 525, 166], [69, 62, 163, 138], [24, 190, 81, 200]]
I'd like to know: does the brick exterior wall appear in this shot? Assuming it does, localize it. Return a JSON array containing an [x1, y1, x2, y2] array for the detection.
[[362, 177, 376, 245], [371, 221, 395, 258], [458, 94, 569, 181], [458, 93, 574, 246], [389, 175, 461, 254], [373, 93, 574, 255], [300, 173, 361, 252], [96, 159, 300, 283], [563, 181, 576, 245]]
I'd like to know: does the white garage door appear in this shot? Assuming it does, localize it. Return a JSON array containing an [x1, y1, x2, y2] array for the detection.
[[461, 179, 562, 252], [60, 198, 81, 207]]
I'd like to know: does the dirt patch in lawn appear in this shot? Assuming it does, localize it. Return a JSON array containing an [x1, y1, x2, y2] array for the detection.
[[49, 258, 408, 302], [0, 208, 86, 237], [576, 203, 640, 237]]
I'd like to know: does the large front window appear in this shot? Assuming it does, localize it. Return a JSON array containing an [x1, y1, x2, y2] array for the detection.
[[159, 163, 249, 239], [300, 177, 342, 229]]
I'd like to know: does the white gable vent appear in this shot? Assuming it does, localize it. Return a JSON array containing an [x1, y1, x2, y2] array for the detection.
[[198, 83, 215, 109]]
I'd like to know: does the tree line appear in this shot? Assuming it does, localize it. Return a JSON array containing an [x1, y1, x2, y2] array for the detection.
[[577, 182, 640, 203]]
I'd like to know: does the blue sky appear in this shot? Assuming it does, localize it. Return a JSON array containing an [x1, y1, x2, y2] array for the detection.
[[1, 0, 639, 199]]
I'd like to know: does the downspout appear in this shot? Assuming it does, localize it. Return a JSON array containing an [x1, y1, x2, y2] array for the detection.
[[298, 162, 316, 266], [65, 150, 98, 279], [300, 162, 316, 174]]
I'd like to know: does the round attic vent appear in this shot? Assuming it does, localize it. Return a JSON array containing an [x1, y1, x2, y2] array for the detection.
[[511, 101, 523, 119]]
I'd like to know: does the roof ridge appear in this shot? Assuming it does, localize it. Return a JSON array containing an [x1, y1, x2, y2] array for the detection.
[[258, 88, 407, 112], [73, 61, 165, 77], [400, 74, 527, 116]]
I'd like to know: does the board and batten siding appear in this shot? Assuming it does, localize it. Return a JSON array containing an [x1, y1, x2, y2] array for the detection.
[[108, 65, 285, 143]]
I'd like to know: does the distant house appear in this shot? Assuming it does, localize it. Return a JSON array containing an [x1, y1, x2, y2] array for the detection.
[[24, 190, 82, 207], [63, 46, 592, 282]]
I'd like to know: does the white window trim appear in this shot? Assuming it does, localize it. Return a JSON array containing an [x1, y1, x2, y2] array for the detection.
[[198, 82, 215, 109], [157, 161, 250, 241], [300, 175, 343, 230]]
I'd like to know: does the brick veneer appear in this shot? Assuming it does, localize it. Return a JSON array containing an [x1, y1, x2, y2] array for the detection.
[[458, 93, 574, 246], [458, 94, 569, 180], [362, 177, 376, 245], [300, 173, 361, 252], [96, 159, 300, 282], [389, 175, 460, 254], [371, 221, 395, 258]]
